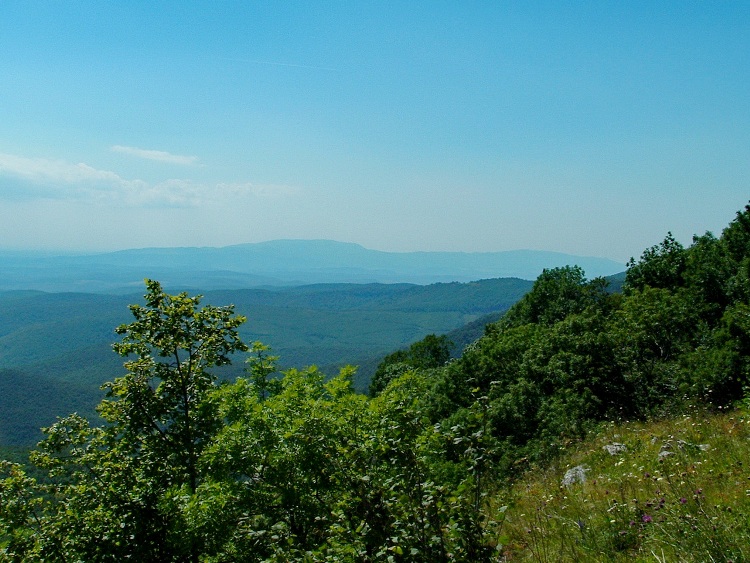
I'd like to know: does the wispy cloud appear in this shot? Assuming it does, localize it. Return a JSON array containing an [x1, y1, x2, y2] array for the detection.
[[0, 153, 124, 186], [0, 152, 297, 207], [0, 152, 185, 205], [111, 145, 199, 165]]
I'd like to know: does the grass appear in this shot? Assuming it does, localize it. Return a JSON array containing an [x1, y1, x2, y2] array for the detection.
[[493, 406, 750, 562]]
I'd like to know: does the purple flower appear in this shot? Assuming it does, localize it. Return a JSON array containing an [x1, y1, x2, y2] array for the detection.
[[642, 514, 653, 523], [680, 497, 687, 504]]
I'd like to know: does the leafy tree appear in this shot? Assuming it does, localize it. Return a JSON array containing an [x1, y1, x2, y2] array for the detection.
[[722, 204, 750, 303], [1, 280, 248, 562], [408, 334, 453, 369], [370, 333, 452, 396], [245, 340, 281, 401], [625, 232, 686, 292], [610, 287, 697, 379], [188, 365, 366, 560], [683, 232, 731, 320], [501, 266, 609, 328], [721, 203, 750, 264], [0, 460, 46, 560], [107, 279, 248, 494]]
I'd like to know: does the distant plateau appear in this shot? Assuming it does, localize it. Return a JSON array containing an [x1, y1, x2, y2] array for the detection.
[[0, 239, 625, 293]]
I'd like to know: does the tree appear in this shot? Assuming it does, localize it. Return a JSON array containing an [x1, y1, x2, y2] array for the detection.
[[721, 203, 750, 264], [4, 280, 249, 562], [369, 334, 453, 396], [245, 340, 281, 401], [625, 232, 686, 292], [501, 266, 609, 328], [107, 279, 248, 494]]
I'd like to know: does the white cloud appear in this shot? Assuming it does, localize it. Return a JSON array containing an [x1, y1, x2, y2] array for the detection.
[[0, 152, 298, 208], [111, 145, 199, 165], [0, 152, 123, 186]]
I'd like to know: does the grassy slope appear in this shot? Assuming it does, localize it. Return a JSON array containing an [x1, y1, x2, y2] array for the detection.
[[495, 406, 750, 562]]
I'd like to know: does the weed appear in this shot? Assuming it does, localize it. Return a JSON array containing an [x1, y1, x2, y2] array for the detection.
[[497, 407, 750, 562]]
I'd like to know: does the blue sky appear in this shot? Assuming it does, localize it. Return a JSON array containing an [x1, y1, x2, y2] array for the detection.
[[1, 2, 748, 262]]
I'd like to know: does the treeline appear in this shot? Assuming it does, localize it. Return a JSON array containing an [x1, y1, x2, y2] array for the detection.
[[1, 205, 750, 561]]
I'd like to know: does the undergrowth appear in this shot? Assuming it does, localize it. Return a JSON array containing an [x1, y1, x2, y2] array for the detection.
[[494, 406, 750, 562]]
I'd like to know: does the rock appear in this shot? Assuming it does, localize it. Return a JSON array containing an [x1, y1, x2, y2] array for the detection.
[[603, 443, 627, 455], [562, 465, 588, 487]]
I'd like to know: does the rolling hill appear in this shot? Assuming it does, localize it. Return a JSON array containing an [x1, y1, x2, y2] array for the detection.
[[0, 277, 535, 446]]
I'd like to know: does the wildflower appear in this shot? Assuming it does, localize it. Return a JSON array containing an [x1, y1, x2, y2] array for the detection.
[[642, 514, 652, 523], [680, 497, 687, 504]]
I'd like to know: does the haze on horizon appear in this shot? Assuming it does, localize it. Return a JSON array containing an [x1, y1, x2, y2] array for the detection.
[[0, 2, 748, 263]]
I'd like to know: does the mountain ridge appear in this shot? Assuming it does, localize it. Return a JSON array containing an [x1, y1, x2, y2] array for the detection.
[[0, 239, 624, 293]]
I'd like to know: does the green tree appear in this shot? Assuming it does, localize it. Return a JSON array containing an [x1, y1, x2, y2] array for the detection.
[[107, 279, 248, 495], [625, 232, 686, 292], [721, 203, 750, 265], [501, 266, 609, 328], [370, 334, 452, 396], [198, 364, 372, 561], [3, 280, 249, 562], [245, 340, 281, 401]]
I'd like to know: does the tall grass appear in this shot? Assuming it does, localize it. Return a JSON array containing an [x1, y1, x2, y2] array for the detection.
[[494, 407, 750, 562]]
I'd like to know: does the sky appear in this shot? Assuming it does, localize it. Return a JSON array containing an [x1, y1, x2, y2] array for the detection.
[[0, 2, 748, 262]]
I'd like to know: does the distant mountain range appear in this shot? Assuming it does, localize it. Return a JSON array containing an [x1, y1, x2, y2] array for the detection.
[[0, 240, 625, 293]]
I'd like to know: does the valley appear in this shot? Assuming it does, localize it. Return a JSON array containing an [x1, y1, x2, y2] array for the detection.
[[0, 277, 535, 446]]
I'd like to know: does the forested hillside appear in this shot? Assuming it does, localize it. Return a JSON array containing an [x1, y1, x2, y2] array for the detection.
[[2, 205, 750, 561], [0, 278, 532, 446]]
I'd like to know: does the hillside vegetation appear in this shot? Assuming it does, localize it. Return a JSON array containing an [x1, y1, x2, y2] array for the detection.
[[2, 204, 750, 561], [0, 278, 532, 446], [499, 406, 750, 561]]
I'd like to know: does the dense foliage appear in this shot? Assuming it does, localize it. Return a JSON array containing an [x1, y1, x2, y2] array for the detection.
[[368, 333, 453, 397], [425, 206, 750, 477], [2, 205, 750, 561]]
